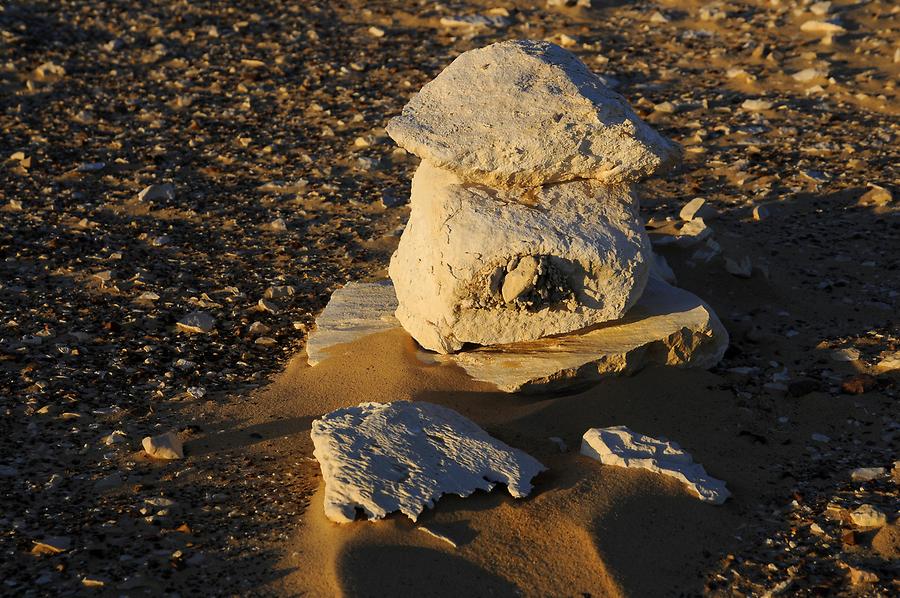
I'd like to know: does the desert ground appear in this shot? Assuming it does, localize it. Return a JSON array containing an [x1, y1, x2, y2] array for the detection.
[[1, 0, 898, 596]]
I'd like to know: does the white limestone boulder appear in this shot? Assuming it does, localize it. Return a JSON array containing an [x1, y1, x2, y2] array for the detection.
[[310, 401, 546, 523], [386, 39, 680, 188], [580, 425, 729, 504], [389, 161, 651, 353]]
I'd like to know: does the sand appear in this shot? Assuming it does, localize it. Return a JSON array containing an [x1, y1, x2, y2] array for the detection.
[[180, 317, 892, 596]]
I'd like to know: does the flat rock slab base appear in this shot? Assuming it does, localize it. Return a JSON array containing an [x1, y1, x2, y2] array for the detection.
[[306, 278, 728, 393]]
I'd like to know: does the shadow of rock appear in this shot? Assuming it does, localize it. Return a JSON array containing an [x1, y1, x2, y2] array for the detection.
[[337, 545, 520, 597]]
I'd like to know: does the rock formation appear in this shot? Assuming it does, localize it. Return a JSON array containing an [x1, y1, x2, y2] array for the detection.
[[387, 39, 680, 354], [390, 162, 650, 353], [310, 401, 546, 523]]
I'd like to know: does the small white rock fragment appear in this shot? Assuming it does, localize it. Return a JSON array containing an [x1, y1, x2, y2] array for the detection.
[[848, 567, 879, 586], [264, 285, 295, 300], [103, 430, 127, 446], [857, 185, 893, 209], [137, 291, 160, 302], [31, 537, 70, 555], [34, 62, 65, 79], [186, 386, 206, 399], [418, 526, 458, 548], [136, 183, 175, 202], [810, 2, 832, 16], [875, 351, 900, 373], [741, 99, 774, 112], [580, 426, 730, 504], [311, 401, 546, 523], [811, 433, 831, 443], [141, 432, 184, 460], [176, 311, 215, 334], [850, 467, 885, 482], [268, 218, 288, 232], [831, 348, 860, 362], [649, 218, 712, 248], [258, 298, 279, 314], [800, 20, 845, 35], [725, 256, 753, 279], [793, 68, 827, 83], [679, 197, 716, 222], [248, 321, 270, 336], [849, 504, 887, 528]]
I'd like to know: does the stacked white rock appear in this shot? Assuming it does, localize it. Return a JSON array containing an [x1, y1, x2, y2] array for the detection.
[[387, 40, 681, 354]]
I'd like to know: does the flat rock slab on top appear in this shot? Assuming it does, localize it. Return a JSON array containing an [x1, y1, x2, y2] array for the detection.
[[311, 401, 546, 523], [386, 40, 680, 188], [305, 277, 727, 393], [580, 425, 730, 504]]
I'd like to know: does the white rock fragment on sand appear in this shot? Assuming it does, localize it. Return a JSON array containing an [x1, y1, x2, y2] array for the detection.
[[857, 185, 893, 209], [792, 68, 827, 83], [176, 311, 215, 334], [831, 347, 860, 362], [800, 20, 846, 35], [136, 183, 175, 202], [752, 205, 770, 221], [849, 504, 887, 528], [741, 99, 774, 112], [141, 432, 184, 460], [34, 62, 65, 79], [103, 430, 127, 445], [307, 277, 727, 393], [310, 401, 546, 523], [389, 161, 651, 353], [306, 280, 398, 366], [386, 40, 679, 188], [678, 197, 716, 222], [176, 311, 216, 334], [648, 218, 712, 248], [810, 2, 832, 16], [580, 425, 730, 504], [850, 467, 885, 482], [418, 526, 459, 548], [875, 351, 900, 373]]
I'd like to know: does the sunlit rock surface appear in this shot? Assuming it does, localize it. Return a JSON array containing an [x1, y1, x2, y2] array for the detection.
[[387, 39, 679, 188], [389, 161, 651, 353], [311, 401, 546, 523], [580, 425, 729, 504]]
